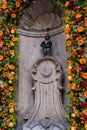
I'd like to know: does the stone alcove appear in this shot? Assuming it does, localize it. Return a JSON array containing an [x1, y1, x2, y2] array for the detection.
[[16, 0, 68, 129]]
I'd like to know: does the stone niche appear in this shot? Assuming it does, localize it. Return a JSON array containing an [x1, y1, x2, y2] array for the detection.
[[16, 0, 69, 130]]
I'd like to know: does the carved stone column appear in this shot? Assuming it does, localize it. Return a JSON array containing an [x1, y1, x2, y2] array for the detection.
[[23, 57, 69, 130]]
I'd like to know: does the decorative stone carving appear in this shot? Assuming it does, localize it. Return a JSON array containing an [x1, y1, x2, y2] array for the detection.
[[18, 0, 64, 32], [23, 57, 68, 130]]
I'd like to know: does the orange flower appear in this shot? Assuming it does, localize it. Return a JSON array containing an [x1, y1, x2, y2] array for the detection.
[[66, 40, 72, 46], [84, 91, 87, 98], [84, 18, 87, 27], [8, 74, 14, 80], [10, 42, 15, 46], [75, 13, 82, 19], [0, 55, 3, 60], [9, 102, 14, 108], [11, 13, 16, 19], [67, 60, 73, 65], [15, 1, 21, 8], [68, 84, 73, 89], [11, 26, 16, 34], [2, 3, 7, 9], [83, 109, 87, 115], [12, 37, 17, 42], [83, 73, 87, 79], [65, 1, 70, 7], [0, 41, 3, 46], [77, 39, 84, 45], [9, 65, 15, 70], [77, 26, 83, 32], [9, 50, 14, 55], [79, 58, 86, 64], [9, 86, 14, 91], [9, 122, 14, 127], [67, 68, 71, 74], [65, 24, 71, 34], [0, 30, 3, 36], [23, 0, 27, 2], [83, 6, 87, 12], [9, 115, 13, 120], [85, 121, 87, 130]]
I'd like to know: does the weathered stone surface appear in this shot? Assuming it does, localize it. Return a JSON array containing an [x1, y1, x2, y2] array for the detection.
[[23, 57, 69, 130], [16, 0, 68, 130]]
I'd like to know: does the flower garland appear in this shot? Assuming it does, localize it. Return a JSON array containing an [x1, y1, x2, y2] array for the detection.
[[0, 0, 87, 130], [64, 0, 87, 130]]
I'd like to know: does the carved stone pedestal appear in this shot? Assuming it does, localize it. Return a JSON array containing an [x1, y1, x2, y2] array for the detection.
[[23, 57, 68, 130]]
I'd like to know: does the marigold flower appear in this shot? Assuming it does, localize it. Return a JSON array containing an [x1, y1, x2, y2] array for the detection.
[[15, 1, 21, 8], [9, 122, 14, 127], [9, 65, 15, 70], [85, 121, 87, 130], [65, 1, 70, 7], [0, 30, 3, 36], [67, 60, 73, 65], [0, 41, 3, 46], [65, 24, 71, 34], [83, 6, 87, 12], [75, 13, 82, 19], [9, 102, 14, 108], [77, 26, 83, 32], [9, 86, 14, 91], [77, 39, 84, 45], [11, 26, 16, 34], [67, 68, 72, 74], [66, 40, 72, 46], [23, 0, 27, 2], [68, 76, 73, 81], [11, 13, 16, 19], [12, 37, 17, 42], [83, 73, 87, 79], [0, 55, 3, 60], [84, 91, 87, 98], [68, 84, 73, 89], [2, 3, 7, 9], [8, 74, 14, 80], [9, 115, 13, 120], [79, 58, 86, 64], [84, 109, 87, 116], [9, 50, 14, 55]]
